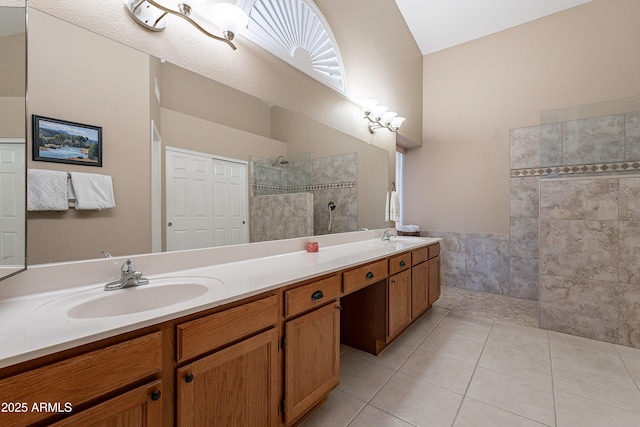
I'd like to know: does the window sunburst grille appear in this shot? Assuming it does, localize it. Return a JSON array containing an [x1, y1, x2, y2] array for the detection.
[[238, 0, 346, 93]]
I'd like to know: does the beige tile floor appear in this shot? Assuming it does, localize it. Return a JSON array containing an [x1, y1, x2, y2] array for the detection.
[[301, 286, 640, 427]]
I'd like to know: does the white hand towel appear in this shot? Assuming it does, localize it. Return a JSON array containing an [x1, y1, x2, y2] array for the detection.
[[389, 191, 400, 222], [385, 191, 390, 221], [27, 169, 69, 211], [69, 172, 115, 210]]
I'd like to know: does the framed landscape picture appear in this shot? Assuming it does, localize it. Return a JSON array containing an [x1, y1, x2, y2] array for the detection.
[[32, 115, 102, 167]]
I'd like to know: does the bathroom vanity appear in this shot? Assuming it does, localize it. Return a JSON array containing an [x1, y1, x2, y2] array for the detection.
[[0, 234, 440, 426]]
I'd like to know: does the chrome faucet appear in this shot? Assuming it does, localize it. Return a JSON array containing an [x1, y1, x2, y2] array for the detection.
[[381, 229, 396, 241], [104, 259, 149, 291]]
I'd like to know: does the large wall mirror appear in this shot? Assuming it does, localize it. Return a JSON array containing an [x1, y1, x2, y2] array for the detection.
[[23, 8, 389, 266], [0, 2, 26, 280]]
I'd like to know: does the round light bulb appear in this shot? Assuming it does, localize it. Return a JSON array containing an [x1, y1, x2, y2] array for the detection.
[[391, 116, 405, 129], [360, 98, 378, 115], [372, 105, 388, 121], [382, 111, 397, 124], [211, 3, 249, 40]]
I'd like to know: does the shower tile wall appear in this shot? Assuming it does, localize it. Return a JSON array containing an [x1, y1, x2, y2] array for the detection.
[[249, 193, 313, 242], [509, 111, 640, 348], [311, 153, 358, 235], [422, 230, 514, 295], [540, 176, 640, 347], [250, 153, 358, 240]]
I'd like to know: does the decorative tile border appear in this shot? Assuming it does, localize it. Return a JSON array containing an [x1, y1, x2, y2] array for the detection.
[[511, 161, 640, 178], [252, 181, 357, 193]]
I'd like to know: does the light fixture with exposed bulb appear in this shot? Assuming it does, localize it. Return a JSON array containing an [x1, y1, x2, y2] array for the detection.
[[124, 0, 249, 50], [360, 98, 405, 133]]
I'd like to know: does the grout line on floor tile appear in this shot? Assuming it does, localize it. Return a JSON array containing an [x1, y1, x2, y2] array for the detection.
[[346, 404, 420, 427], [620, 355, 640, 393], [449, 316, 495, 426], [343, 403, 367, 427], [460, 396, 555, 427]]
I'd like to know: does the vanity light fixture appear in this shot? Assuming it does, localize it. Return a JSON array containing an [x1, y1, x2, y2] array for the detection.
[[124, 0, 249, 50], [360, 98, 406, 133]]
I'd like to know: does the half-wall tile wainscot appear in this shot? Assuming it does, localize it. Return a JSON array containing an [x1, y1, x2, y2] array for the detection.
[[510, 109, 640, 348], [420, 230, 539, 301]]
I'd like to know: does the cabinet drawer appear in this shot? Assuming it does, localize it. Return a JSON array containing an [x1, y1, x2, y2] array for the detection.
[[388, 252, 411, 276], [343, 259, 387, 294], [0, 332, 162, 427], [285, 274, 341, 317], [428, 243, 440, 259], [412, 247, 428, 265], [177, 294, 278, 362], [49, 380, 163, 427]]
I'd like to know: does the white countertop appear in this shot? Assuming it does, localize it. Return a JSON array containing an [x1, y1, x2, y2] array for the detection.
[[0, 234, 440, 369]]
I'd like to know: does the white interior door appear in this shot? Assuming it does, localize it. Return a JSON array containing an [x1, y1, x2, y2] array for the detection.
[[166, 147, 214, 251], [166, 147, 248, 252], [0, 140, 25, 265], [212, 158, 248, 246]]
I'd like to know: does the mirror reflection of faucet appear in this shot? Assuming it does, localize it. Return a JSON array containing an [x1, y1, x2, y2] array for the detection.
[[381, 229, 396, 241]]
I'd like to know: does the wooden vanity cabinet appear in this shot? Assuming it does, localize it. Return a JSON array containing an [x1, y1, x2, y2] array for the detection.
[[49, 380, 163, 427], [0, 332, 162, 427], [175, 295, 280, 427], [388, 269, 412, 337], [411, 260, 429, 319], [342, 243, 442, 355], [388, 253, 412, 338], [283, 275, 341, 426], [176, 329, 279, 427], [411, 243, 441, 319], [428, 249, 441, 306]]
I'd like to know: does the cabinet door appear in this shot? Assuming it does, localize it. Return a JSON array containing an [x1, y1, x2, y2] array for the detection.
[[428, 256, 441, 306], [177, 329, 279, 427], [285, 301, 340, 426], [388, 269, 412, 338], [49, 380, 162, 427], [411, 261, 429, 319]]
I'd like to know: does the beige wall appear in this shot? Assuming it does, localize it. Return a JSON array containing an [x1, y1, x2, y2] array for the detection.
[[0, 33, 24, 96], [161, 109, 286, 162], [160, 63, 272, 139], [404, 0, 640, 235], [27, 9, 151, 264], [0, 32, 25, 137]]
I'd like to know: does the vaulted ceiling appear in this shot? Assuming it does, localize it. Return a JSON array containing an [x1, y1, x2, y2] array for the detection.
[[395, 0, 592, 55]]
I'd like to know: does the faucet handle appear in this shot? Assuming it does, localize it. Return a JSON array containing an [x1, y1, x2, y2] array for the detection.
[[121, 259, 136, 274]]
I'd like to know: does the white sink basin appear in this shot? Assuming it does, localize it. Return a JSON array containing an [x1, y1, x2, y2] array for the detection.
[[36, 276, 222, 319]]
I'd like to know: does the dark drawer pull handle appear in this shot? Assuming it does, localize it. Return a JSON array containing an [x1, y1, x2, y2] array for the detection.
[[151, 390, 161, 401], [311, 290, 324, 301], [366, 272, 374, 280], [185, 373, 194, 383], [400, 261, 406, 267]]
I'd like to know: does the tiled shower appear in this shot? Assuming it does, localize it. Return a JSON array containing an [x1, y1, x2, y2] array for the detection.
[[249, 153, 358, 242], [426, 106, 640, 348], [511, 108, 640, 347]]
